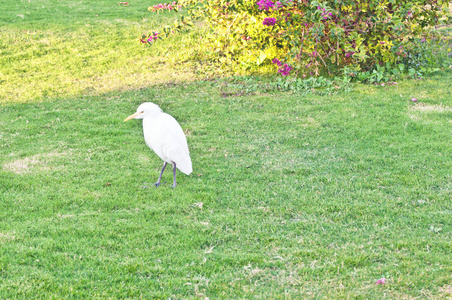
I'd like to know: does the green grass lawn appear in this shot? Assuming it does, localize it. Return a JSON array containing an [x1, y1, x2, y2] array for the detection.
[[1, 1, 452, 298], [0, 0, 197, 104]]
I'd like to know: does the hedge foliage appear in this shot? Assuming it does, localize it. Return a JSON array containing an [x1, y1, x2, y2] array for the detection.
[[178, 0, 451, 76]]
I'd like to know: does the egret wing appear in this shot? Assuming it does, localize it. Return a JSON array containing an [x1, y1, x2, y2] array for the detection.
[[159, 113, 192, 174]]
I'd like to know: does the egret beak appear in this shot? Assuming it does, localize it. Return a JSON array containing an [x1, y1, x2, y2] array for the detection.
[[124, 111, 143, 122]]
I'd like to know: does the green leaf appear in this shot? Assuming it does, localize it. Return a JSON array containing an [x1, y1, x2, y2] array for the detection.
[[256, 51, 267, 66]]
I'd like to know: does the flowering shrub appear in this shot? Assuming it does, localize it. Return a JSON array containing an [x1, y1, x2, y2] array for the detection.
[[178, 0, 451, 77], [141, 2, 192, 47], [148, 2, 181, 12]]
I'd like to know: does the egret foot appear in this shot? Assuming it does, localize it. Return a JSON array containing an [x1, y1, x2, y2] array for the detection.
[[153, 181, 167, 188]]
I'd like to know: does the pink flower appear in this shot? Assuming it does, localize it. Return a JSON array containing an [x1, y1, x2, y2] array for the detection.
[[144, 32, 160, 43], [257, 0, 275, 11], [272, 58, 283, 66], [411, 97, 417, 102], [263, 17, 277, 26], [278, 63, 292, 76], [376, 278, 386, 285], [150, 2, 179, 12], [273, 59, 293, 75]]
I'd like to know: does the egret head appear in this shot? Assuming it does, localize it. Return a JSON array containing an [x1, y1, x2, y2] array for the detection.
[[124, 102, 163, 121]]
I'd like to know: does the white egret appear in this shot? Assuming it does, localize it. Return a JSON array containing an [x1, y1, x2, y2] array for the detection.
[[124, 102, 192, 188]]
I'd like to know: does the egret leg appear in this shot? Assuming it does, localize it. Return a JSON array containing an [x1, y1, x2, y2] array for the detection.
[[154, 162, 167, 187], [172, 162, 177, 188]]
